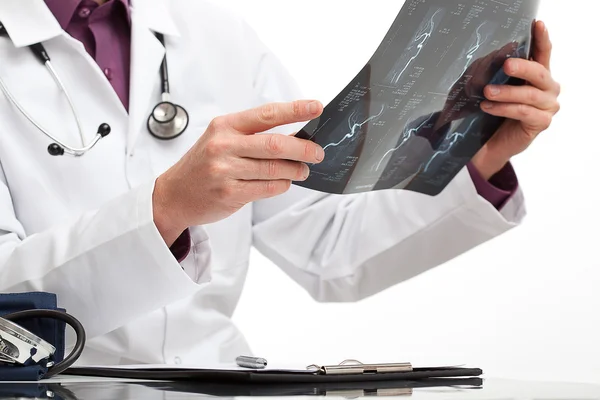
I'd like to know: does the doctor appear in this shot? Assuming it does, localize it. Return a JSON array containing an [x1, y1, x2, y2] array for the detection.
[[0, 0, 560, 365]]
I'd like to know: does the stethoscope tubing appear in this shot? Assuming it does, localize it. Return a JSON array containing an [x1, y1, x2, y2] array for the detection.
[[0, 64, 102, 157], [0, 24, 188, 156]]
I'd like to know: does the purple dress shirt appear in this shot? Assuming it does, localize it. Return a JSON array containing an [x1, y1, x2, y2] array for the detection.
[[44, 0, 131, 110], [43, 0, 517, 262]]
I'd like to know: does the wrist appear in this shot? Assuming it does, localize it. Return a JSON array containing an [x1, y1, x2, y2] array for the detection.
[[153, 175, 187, 247], [471, 147, 509, 181]]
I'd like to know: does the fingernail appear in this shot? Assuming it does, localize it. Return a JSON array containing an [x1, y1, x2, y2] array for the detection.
[[302, 164, 310, 180], [482, 101, 493, 110], [488, 86, 500, 96], [315, 146, 325, 162], [306, 101, 319, 115]]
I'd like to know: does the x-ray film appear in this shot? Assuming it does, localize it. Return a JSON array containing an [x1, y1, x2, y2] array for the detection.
[[294, 0, 540, 195]]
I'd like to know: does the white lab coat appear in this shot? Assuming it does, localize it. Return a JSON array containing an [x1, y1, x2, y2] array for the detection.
[[0, 0, 526, 366]]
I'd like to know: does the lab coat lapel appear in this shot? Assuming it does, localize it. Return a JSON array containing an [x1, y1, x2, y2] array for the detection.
[[127, 9, 165, 155], [0, 0, 63, 47]]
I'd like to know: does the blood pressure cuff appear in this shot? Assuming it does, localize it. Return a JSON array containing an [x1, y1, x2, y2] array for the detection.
[[0, 292, 66, 381]]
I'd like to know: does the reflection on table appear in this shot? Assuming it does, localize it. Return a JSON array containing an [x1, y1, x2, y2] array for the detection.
[[1, 377, 600, 400]]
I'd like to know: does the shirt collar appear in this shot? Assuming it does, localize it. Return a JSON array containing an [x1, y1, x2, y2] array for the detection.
[[43, 0, 131, 31], [42, 0, 80, 30], [0, 0, 178, 48]]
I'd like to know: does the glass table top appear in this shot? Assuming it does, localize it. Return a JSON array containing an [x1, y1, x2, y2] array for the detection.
[[1, 377, 600, 400]]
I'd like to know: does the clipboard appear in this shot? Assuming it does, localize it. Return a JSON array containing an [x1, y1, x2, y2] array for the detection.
[[64, 360, 483, 384]]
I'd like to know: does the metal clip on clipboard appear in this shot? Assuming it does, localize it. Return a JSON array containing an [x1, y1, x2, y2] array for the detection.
[[307, 359, 413, 375]]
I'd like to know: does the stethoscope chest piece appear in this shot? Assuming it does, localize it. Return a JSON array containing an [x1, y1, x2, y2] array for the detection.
[[147, 100, 189, 140], [146, 32, 189, 141]]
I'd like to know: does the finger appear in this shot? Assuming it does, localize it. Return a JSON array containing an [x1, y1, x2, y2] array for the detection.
[[464, 41, 517, 94], [533, 20, 552, 70], [484, 84, 558, 111], [481, 101, 553, 131], [225, 100, 323, 134], [235, 179, 292, 203], [237, 134, 325, 164], [234, 158, 310, 182], [504, 58, 558, 93]]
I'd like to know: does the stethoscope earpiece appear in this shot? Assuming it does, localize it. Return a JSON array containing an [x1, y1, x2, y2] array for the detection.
[[47, 123, 111, 156], [98, 123, 111, 137], [47, 143, 64, 156]]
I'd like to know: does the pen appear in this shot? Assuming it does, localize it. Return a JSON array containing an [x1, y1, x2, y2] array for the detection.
[[236, 355, 268, 369]]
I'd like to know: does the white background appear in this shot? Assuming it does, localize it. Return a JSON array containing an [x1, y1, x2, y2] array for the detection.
[[224, 0, 600, 384]]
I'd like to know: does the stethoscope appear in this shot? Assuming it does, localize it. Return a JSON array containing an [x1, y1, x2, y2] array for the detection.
[[0, 23, 189, 157]]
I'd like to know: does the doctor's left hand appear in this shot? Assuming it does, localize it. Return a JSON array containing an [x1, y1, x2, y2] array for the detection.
[[472, 21, 561, 180]]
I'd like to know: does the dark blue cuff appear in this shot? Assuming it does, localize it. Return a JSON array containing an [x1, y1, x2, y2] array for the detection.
[[0, 365, 47, 382], [0, 292, 65, 363], [0, 293, 65, 381]]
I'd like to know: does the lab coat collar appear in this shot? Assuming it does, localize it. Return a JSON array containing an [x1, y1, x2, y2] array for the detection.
[[0, 0, 62, 47], [44, 0, 132, 32], [130, 0, 180, 38], [0, 0, 179, 48]]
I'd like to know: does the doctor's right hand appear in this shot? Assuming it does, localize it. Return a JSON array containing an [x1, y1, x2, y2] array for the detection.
[[152, 100, 325, 246]]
